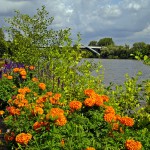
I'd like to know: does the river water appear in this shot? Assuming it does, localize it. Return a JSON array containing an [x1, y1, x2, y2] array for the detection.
[[83, 58, 150, 86]]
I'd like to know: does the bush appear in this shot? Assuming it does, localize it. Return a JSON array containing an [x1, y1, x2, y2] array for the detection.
[[0, 65, 149, 149]]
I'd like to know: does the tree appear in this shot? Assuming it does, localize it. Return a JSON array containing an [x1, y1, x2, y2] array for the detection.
[[97, 37, 115, 46], [4, 5, 75, 65], [3, 6, 84, 95], [131, 42, 149, 57], [88, 40, 97, 46], [0, 28, 7, 58], [132, 42, 147, 51]]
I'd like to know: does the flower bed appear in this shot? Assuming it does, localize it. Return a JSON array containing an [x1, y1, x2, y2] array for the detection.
[[0, 62, 149, 150]]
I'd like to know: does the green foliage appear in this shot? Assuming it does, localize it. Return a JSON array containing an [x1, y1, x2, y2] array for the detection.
[[0, 77, 16, 103], [88, 40, 97, 46], [0, 28, 5, 39], [1, 69, 150, 149], [100, 45, 131, 59], [98, 37, 115, 46], [4, 6, 75, 66], [130, 51, 150, 65], [3, 6, 94, 98], [87, 38, 150, 61], [132, 42, 147, 51], [0, 28, 8, 58], [106, 72, 145, 115]]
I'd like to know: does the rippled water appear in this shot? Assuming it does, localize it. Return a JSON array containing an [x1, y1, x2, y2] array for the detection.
[[82, 58, 150, 85]]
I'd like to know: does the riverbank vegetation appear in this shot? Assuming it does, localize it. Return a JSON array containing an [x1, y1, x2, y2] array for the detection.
[[88, 38, 150, 65], [0, 6, 150, 150]]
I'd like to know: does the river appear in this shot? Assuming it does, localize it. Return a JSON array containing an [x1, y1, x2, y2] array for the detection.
[[83, 58, 150, 86]]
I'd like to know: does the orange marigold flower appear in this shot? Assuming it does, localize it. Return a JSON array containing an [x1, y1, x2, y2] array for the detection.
[[20, 70, 27, 76], [29, 65, 35, 70], [22, 75, 26, 79], [32, 77, 39, 82], [17, 99, 28, 108], [33, 121, 49, 131], [46, 113, 51, 120], [53, 93, 61, 100], [93, 94, 104, 106], [8, 106, 20, 115], [16, 94, 25, 100], [13, 68, 19, 73], [38, 83, 46, 90], [85, 147, 96, 150], [3, 74, 7, 77], [84, 89, 95, 97], [125, 139, 142, 150], [7, 75, 13, 80], [0, 110, 5, 115], [119, 117, 134, 127], [55, 115, 67, 126], [18, 88, 26, 94], [36, 103, 44, 108], [19, 68, 24, 72], [36, 96, 47, 104], [104, 113, 116, 123], [32, 106, 44, 115], [115, 114, 121, 121], [50, 97, 58, 105], [4, 132, 15, 142], [101, 95, 109, 102], [8, 99, 13, 104], [69, 100, 82, 111], [33, 121, 42, 131], [13, 99, 20, 106], [104, 106, 115, 115], [46, 91, 53, 96], [23, 87, 31, 93], [112, 123, 119, 131], [49, 108, 64, 119], [15, 133, 32, 145], [84, 98, 95, 107]]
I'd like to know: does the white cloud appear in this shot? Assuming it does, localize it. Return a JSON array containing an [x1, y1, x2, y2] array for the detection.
[[0, 0, 150, 45], [128, 3, 141, 11], [102, 5, 121, 18]]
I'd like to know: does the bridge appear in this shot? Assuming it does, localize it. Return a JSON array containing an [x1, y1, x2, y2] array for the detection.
[[80, 45, 102, 56]]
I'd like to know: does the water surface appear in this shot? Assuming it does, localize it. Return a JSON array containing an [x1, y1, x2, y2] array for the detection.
[[84, 58, 150, 85]]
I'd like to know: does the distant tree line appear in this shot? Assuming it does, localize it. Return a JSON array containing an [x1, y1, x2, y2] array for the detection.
[[0, 28, 150, 62], [88, 38, 150, 60]]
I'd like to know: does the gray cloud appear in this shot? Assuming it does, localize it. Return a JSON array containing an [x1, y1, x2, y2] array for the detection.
[[0, 0, 150, 46]]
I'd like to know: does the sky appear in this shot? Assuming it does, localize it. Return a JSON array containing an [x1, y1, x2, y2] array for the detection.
[[0, 0, 150, 46]]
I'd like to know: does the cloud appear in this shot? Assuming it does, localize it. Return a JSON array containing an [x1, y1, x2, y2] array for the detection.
[[0, 0, 150, 46]]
